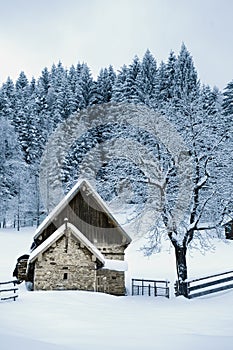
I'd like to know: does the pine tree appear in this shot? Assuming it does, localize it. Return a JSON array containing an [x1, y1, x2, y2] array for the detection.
[[155, 61, 168, 106], [35, 66, 54, 154], [0, 118, 23, 227], [222, 80, 233, 116], [79, 63, 96, 108], [135, 49, 157, 106], [0, 77, 16, 123], [12, 72, 32, 163], [50, 62, 67, 127], [68, 65, 77, 94], [108, 65, 116, 89], [165, 50, 177, 100], [96, 68, 110, 103], [123, 56, 141, 102], [173, 43, 200, 101], [96, 66, 116, 104], [112, 65, 129, 102], [112, 57, 141, 103], [155, 51, 177, 107], [201, 85, 223, 116], [71, 63, 96, 110]]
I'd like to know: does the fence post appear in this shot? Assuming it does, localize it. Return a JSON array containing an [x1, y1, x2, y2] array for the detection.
[[154, 282, 157, 296], [166, 281, 169, 298], [131, 278, 170, 298], [0, 280, 19, 301], [175, 280, 189, 298]]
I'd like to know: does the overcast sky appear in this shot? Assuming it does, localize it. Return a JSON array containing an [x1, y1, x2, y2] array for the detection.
[[0, 0, 232, 90]]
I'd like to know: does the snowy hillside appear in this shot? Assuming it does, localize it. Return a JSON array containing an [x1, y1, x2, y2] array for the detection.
[[0, 227, 233, 350]]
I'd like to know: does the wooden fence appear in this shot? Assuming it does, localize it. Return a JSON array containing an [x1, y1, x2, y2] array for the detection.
[[132, 279, 170, 298], [0, 280, 19, 301], [175, 270, 233, 299]]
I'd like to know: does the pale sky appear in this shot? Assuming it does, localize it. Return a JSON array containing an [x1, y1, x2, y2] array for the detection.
[[0, 0, 233, 90]]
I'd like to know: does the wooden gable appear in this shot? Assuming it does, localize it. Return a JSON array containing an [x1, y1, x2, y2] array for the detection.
[[32, 179, 131, 250]]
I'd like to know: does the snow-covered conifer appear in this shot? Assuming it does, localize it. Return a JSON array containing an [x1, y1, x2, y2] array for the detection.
[[135, 49, 157, 106]]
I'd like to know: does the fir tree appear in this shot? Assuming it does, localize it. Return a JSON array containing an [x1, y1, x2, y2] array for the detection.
[[12, 71, 32, 163], [0, 77, 16, 123], [165, 50, 177, 100], [155, 61, 168, 106], [112, 65, 129, 102], [112, 57, 141, 103], [123, 56, 141, 102], [173, 43, 200, 101], [135, 49, 157, 106], [222, 80, 233, 116], [201, 85, 223, 116], [0, 119, 23, 227], [96, 66, 116, 104]]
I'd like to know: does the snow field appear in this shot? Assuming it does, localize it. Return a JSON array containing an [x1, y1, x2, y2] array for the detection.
[[0, 227, 233, 350]]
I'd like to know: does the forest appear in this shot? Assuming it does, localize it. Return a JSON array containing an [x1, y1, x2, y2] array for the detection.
[[0, 43, 232, 234]]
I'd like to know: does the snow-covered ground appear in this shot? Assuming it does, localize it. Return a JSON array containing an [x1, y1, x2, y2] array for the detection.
[[0, 227, 233, 350]]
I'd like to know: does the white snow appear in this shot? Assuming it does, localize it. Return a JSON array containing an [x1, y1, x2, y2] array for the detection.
[[103, 259, 128, 271], [1, 227, 233, 350]]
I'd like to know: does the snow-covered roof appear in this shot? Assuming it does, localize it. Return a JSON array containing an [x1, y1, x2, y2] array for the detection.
[[34, 178, 131, 244], [103, 259, 128, 272], [29, 222, 105, 265]]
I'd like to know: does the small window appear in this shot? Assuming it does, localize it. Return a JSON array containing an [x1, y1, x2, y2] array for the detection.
[[63, 273, 68, 280]]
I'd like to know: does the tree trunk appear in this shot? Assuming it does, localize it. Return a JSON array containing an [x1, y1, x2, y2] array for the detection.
[[174, 244, 188, 297], [35, 173, 40, 227]]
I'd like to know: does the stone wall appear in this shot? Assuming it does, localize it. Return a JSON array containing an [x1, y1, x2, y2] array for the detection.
[[33, 228, 127, 295], [16, 259, 28, 281], [96, 269, 125, 296], [96, 245, 126, 296], [97, 245, 125, 260], [34, 231, 96, 291]]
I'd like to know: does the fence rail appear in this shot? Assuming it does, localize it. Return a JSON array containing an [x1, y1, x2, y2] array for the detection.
[[132, 279, 170, 298], [0, 280, 19, 301], [175, 270, 233, 299]]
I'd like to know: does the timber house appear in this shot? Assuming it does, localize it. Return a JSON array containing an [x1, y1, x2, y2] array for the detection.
[[19, 179, 132, 295]]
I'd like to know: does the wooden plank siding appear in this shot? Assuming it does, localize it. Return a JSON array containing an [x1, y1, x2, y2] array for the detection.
[[35, 188, 127, 248]]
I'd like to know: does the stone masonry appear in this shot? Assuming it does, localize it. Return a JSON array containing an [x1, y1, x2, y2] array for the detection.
[[34, 230, 96, 291], [33, 228, 126, 295]]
